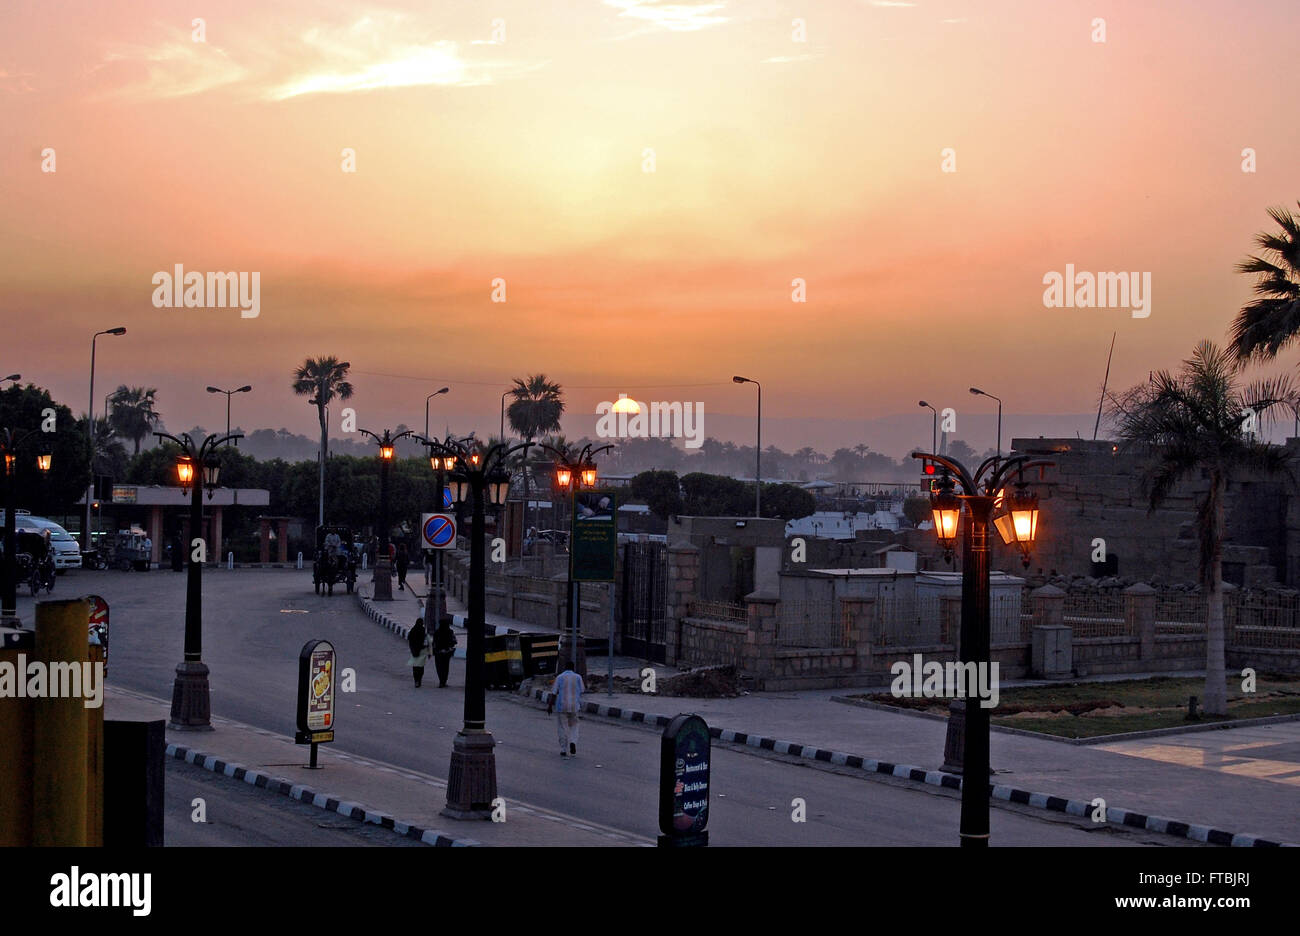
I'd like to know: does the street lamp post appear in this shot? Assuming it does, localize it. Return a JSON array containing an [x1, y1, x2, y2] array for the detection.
[[85, 327, 126, 550], [912, 449, 1052, 847], [156, 429, 241, 730], [206, 385, 252, 441], [360, 428, 414, 602], [424, 387, 450, 440], [733, 376, 761, 517], [919, 400, 938, 454], [419, 433, 525, 818], [546, 442, 613, 676], [969, 387, 1003, 460], [1, 428, 52, 625]]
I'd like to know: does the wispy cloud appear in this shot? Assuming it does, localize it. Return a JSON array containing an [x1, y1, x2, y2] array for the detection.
[[762, 53, 823, 64], [869, 1, 918, 7], [0, 67, 37, 94], [603, 1, 729, 33], [97, 10, 542, 102]]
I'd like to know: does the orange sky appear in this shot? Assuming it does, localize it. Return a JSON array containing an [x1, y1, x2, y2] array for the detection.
[[2, 0, 1297, 454]]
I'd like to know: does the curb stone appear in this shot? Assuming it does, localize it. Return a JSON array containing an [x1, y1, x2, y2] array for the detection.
[[166, 742, 479, 847], [519, 686, 1295, 848]]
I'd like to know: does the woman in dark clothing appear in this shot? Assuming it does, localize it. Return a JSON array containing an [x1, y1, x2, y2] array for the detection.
[[432, 617, 458, 688], [406, 617, 429, 688], [395, 542, 410, 591]]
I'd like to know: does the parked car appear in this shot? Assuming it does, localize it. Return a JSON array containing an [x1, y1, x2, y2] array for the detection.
[[0, 510, 82, 571]]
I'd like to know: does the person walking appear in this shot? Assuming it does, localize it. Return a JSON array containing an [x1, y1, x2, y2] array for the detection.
[[406, 617, 429, 688], [395, 542, 410, 591], [548, 662, 585, 757], [432, 616, 457, 688]]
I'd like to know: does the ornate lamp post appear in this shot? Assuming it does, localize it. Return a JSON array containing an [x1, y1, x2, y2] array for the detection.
[[912, 449, 1052, 847], [544, 442, 612, 675], [156, 429, 241, 729], [1, 428, 52, 625], [427, 452, 457, 620], [419, 433, 527, 818], [359, 428, 414, 602]]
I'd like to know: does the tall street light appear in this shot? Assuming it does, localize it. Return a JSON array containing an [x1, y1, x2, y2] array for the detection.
[[85, 327, 126, 550], [919, 401, 938, 455], [425, 387, 450, 439], [1, 428, 52, 625], [419, 433, 526, 819], [733, 375, 761, 517], [912, 448, 1052, 847], [155, 428, 242, 730], [3, 374, 19, 385], [545, 441, 613, 676], [969, 387, 1002, 461], [359, 428, 415, 602], [500, 390, 511, 443], [206, 385, 252, 441]]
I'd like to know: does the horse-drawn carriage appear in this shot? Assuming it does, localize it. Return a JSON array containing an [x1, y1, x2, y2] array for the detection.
[[14, 529, 56, 596], [313, 524, 358, 596]]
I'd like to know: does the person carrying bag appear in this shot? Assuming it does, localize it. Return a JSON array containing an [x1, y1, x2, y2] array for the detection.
[[406, 617, 429, 688]]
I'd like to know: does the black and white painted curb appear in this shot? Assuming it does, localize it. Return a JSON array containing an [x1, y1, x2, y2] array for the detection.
[[523, 687, 1294, 848], [166, 742, 479, 847]]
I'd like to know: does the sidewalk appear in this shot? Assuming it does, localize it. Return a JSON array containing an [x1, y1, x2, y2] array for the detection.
[[106, 686, 649, 846]]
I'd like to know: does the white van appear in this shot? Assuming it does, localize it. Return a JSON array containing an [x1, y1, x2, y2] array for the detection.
[[19, 515, 83, 571]]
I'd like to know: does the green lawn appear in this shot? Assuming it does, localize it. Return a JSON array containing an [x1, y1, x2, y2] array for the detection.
[[850, 674, 1300, 739]]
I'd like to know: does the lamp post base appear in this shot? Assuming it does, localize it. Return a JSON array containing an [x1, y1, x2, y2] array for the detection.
[[372, 558, 394, 601], [442, 729, 498, 819], [169, 661, 214, 731]]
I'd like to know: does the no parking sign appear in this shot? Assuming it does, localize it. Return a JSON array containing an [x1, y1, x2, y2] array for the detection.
[[421, 513, 457, 550]]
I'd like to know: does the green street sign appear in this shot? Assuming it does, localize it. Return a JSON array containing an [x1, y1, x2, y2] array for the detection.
[[571, 490, 617, 582]]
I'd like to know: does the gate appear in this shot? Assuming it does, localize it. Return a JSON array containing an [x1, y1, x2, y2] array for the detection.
[[621, 541, 667, 663]]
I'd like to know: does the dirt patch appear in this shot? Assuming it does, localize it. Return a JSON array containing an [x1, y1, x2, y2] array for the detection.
[[584, 665, 744, 699]]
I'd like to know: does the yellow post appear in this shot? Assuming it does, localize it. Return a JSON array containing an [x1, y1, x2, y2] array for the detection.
[[0, 637, 36, 845], [33, 598, 92, 846]]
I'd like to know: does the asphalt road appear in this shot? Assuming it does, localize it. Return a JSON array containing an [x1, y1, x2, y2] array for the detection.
[[24, 569, 1179, 846]]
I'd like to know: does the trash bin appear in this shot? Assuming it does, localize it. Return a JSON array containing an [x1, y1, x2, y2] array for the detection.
[[521, 633, 559, 679], [483, 634, 523, 689]]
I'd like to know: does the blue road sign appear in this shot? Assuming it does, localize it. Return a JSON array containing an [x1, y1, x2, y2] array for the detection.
[[422, 513, 456, 550]]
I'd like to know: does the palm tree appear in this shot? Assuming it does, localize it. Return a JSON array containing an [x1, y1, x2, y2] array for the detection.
[[292, 356, 354, 527], [108, 386, 161, 455], [1228, 202, 1300, 363], [1109, 340, 1296, 715], [507, 374, 565, 550]]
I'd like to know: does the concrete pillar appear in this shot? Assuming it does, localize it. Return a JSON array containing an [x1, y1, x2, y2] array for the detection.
[[744, 590, 780, 682], [259, 518, 271, 564], [665, 544, 701, 664], [277, 519, 290, 563], [1031, 583, 1066, 628], [1126, 582, 1157, 658]]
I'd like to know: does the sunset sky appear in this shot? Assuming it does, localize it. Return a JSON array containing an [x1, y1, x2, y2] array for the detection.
[[2, 0, 1297, 456]]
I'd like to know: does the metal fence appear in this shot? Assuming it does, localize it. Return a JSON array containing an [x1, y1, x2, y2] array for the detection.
[[1063, 593, 1129, 638], [776, 601, 854, 648], [688, 599, 748, 623], [874, 596, 945, 647]]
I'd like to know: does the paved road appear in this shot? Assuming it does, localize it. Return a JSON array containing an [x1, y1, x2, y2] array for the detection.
[[164, 757, 424, 847], [29, 569, 1181, 845]]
